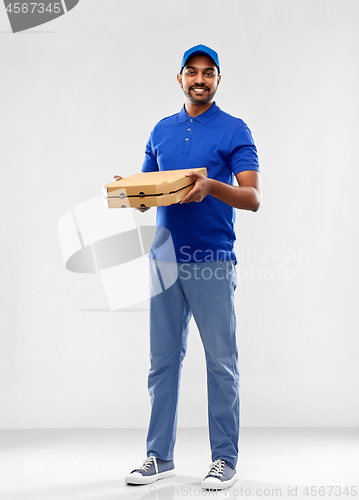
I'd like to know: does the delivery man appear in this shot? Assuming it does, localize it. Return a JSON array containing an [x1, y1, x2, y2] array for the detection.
[[117, 44, 261, 490]]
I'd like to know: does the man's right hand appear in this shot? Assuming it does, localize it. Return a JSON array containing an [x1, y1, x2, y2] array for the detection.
[[113, 175, 150, 212]]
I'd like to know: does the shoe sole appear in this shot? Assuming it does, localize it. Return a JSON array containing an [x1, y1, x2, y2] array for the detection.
[[201, 472, 238, 490], [125, 469, 175, 485]]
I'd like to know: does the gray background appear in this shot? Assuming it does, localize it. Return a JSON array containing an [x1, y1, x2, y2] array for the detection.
[[1, 0, 358, 429]]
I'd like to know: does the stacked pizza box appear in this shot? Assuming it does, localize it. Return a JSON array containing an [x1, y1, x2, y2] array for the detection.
[[103, 168, 207, 208]]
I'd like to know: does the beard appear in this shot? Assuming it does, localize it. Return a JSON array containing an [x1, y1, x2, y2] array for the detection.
[[183, 85, 218, 105]]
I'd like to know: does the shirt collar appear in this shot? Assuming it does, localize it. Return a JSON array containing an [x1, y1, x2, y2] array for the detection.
[[178, 102, 221, 124]]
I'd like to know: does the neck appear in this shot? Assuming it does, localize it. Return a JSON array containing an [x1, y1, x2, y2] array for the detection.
[[184, 99, 214, 117]]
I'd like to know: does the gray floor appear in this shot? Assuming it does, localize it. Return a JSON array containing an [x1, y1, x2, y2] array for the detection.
[[0, 427, 358, 499]]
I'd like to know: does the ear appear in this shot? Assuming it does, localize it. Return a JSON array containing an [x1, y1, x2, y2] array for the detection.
[[217, 74, 221, 85], [177, 73, 183, 88]]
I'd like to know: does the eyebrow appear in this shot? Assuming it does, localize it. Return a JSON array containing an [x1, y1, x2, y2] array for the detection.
[[185, 65, 216, 71]]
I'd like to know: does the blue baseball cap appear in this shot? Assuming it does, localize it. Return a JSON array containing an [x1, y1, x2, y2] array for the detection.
[[180, 44, 220, 74]]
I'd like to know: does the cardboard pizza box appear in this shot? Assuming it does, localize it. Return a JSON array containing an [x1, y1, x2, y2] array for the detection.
[[103, 167, 207, 209]]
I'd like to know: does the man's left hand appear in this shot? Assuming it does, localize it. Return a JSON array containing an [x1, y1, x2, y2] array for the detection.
[[180, 171, 212, 204]]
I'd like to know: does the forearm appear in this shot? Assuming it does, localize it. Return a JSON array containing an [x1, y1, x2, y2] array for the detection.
[[209, 178, 261, 211]]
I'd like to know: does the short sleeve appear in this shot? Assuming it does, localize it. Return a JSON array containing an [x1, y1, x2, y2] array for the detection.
[[228, 124, 260, 175], [142, 132, 159, 173]]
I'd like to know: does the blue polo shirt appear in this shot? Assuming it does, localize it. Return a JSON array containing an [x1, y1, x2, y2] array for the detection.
[[142, 102, 259, 263]]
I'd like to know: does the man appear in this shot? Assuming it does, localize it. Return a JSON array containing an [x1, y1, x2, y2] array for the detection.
[[119, 44, 261, 490]]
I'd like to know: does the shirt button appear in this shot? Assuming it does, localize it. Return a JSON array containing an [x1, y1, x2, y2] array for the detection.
[[185, 138, 189, 141], [190, 119, 193, 122], [187, 128, 191, 132]]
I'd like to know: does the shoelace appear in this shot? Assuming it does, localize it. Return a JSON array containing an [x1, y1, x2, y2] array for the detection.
[[138, 455, 158, 474], [207, 459, 225, 478]]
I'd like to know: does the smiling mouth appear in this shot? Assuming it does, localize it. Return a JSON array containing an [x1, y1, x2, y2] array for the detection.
[[191, 87, 208, 93]]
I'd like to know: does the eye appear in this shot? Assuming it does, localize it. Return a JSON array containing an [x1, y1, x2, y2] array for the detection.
[[206, 72, 215, 77]]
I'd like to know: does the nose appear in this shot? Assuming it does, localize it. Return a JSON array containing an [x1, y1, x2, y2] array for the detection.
[[194, 73, 205, 85]]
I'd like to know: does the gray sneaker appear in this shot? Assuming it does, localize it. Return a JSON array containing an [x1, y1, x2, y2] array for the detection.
[[125, 455, 175, 485], [201, 459, 237, 490]]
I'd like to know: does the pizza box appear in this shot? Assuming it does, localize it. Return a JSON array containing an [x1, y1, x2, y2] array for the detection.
[[103, 167, 207, 209]]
